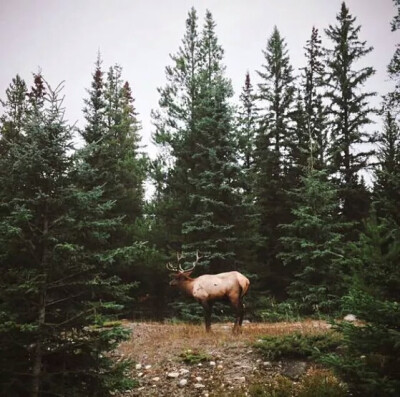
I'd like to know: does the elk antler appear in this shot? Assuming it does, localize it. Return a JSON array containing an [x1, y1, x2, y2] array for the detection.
[[179, 250, 201, 273], [166, 252, 185, 272]]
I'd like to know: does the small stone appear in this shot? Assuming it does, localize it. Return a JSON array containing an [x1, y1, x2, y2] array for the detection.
[[195, 376, 203, 382], [135, 363, 142, 370], [256, 359, 261, 363], [234, 376, 246, 383], [209, 361, 216, 366], [167, 372, 180, 378], [197, 363, 203, 367], [180, 368, 190, 375], [137, 387, 145, 391], [194, 383, 206, 389], [152, 377, 160, 382], [138, 372, 144, 377], [179, 379, 188, 387], [217, 364, 223, 370], [344, 314, 357, 322], [145, 365, 152, 370]]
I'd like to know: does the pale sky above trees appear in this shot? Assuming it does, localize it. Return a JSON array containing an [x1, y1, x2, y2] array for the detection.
[[0, 0, 398, 157]]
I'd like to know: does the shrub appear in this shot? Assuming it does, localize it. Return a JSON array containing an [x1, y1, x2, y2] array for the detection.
[[179, 349, 211, 364], [255, 332, 342, 360]]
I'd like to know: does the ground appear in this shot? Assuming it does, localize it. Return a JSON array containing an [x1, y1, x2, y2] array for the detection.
[[116, 320, 331, 396]]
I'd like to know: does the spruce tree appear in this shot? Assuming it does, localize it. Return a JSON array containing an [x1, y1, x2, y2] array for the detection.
[[81, 59, 145, 250], [301, 27, 328, 169], [153, 9, 246, 274], [279, 169, 350, 314], [374, 110, 400, 225], [152, 7, 201, 252], [325, 2, 375, 223], [237, 72, 258, 193], [254, 26, 296, 295], [0, 79, 133, 396], [323, 215, 400, 396]]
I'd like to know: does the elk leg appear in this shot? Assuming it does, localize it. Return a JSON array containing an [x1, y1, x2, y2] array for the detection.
[[201, 301, 212, 332], [230, 298, 244, 334]]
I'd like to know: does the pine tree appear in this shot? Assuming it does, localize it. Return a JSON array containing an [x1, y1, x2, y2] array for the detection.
[[0, 79, 133, 396], [152, 7, 202, 252], [81, 60, 145, 247], [237, 72, 258, 193], [301, 27, 328, 169], [153, 9, 247, 274], [0, 74, 28, 148], [322, 215, 400, 396], [374, 111, 400, 225], [254, 26, 296, 296], [279, 169, 350, 314], [325, 2, 375, 223]]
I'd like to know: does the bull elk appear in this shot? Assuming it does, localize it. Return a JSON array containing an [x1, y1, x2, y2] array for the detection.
[[167, 252, 250, 333]]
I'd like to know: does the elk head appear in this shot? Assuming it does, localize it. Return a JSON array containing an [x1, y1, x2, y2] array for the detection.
[[166, 251, 201, 286]]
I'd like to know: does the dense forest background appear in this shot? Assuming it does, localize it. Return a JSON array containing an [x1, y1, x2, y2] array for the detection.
[[1, 1, 399, 396]]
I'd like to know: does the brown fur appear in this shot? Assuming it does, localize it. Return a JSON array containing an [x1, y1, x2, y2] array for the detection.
[[170, 271, 250, 333]]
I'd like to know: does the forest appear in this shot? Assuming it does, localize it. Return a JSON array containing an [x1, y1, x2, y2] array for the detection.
[[0, 1, 399, 396]]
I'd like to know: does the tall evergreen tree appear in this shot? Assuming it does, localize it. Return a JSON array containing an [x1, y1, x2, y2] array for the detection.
[[325, 2, 376, 223], [301, 27, 328, 169], [152, 7, 202, 252], [374, 111, 400, 226], [323, 215, 400, 396], [153, 9, 247, 274], [254, 26, 296, 295], [237, 72, 258, 193], [279, 169, 350, 314], [0, 79, 133, 396], [81, 60, 145, 246]]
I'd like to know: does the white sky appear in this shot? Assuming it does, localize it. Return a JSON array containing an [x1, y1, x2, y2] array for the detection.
[[0, 0, 399, 159]]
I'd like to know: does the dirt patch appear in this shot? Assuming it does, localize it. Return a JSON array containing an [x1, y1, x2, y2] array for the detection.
[[116, 320, 330, 396]]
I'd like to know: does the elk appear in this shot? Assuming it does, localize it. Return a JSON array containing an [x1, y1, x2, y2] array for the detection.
[[167, 252, 250, 333]]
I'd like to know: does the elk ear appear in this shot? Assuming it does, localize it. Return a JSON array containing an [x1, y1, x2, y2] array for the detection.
[[182, 270, 194, 277]]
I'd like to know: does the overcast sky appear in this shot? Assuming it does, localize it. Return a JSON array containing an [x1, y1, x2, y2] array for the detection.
[[0, 0, 399, 157]]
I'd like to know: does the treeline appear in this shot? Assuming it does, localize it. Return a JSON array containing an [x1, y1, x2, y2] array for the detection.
[[0, 1, 399, 396]]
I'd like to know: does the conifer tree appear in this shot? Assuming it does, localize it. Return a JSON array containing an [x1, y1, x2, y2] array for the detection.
[[374, 111, 400, 225], [81, 59, 145, 248], [323, 215, 400, 396], [153, 9, 246, 274], [254, 26, 296, 295], [0, 79, 133, 396], [279, 169, 350, 314], [325, 2, 375, 223], [301, 27, 328, 169], [152, 7, 202, 251], [237, 72, 258, 193]]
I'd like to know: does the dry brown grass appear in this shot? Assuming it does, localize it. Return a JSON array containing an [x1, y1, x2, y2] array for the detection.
[[118, 319, 330, 366]]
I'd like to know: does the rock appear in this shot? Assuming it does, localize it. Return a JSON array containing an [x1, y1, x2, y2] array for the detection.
[[282, 361, 307, 380], [263, 361, 271, 367], [217, 364, 223, 370], [144, 365, 152, 370], [197, 363, 203, 367], [180, 368, 190, 375], [167, 372, 180, 378], [209, 361, 216, 366], [243, 319, 251, 324], [194, 383, 206, 389], [344, 314, 357, 322], [179, 379, 188, 387], [152, 377, 160, 382], [135, 363, 142, 370], [195, 376, 203, 382], [234, 376, 246, 383], [137, 372, 144, 377]]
